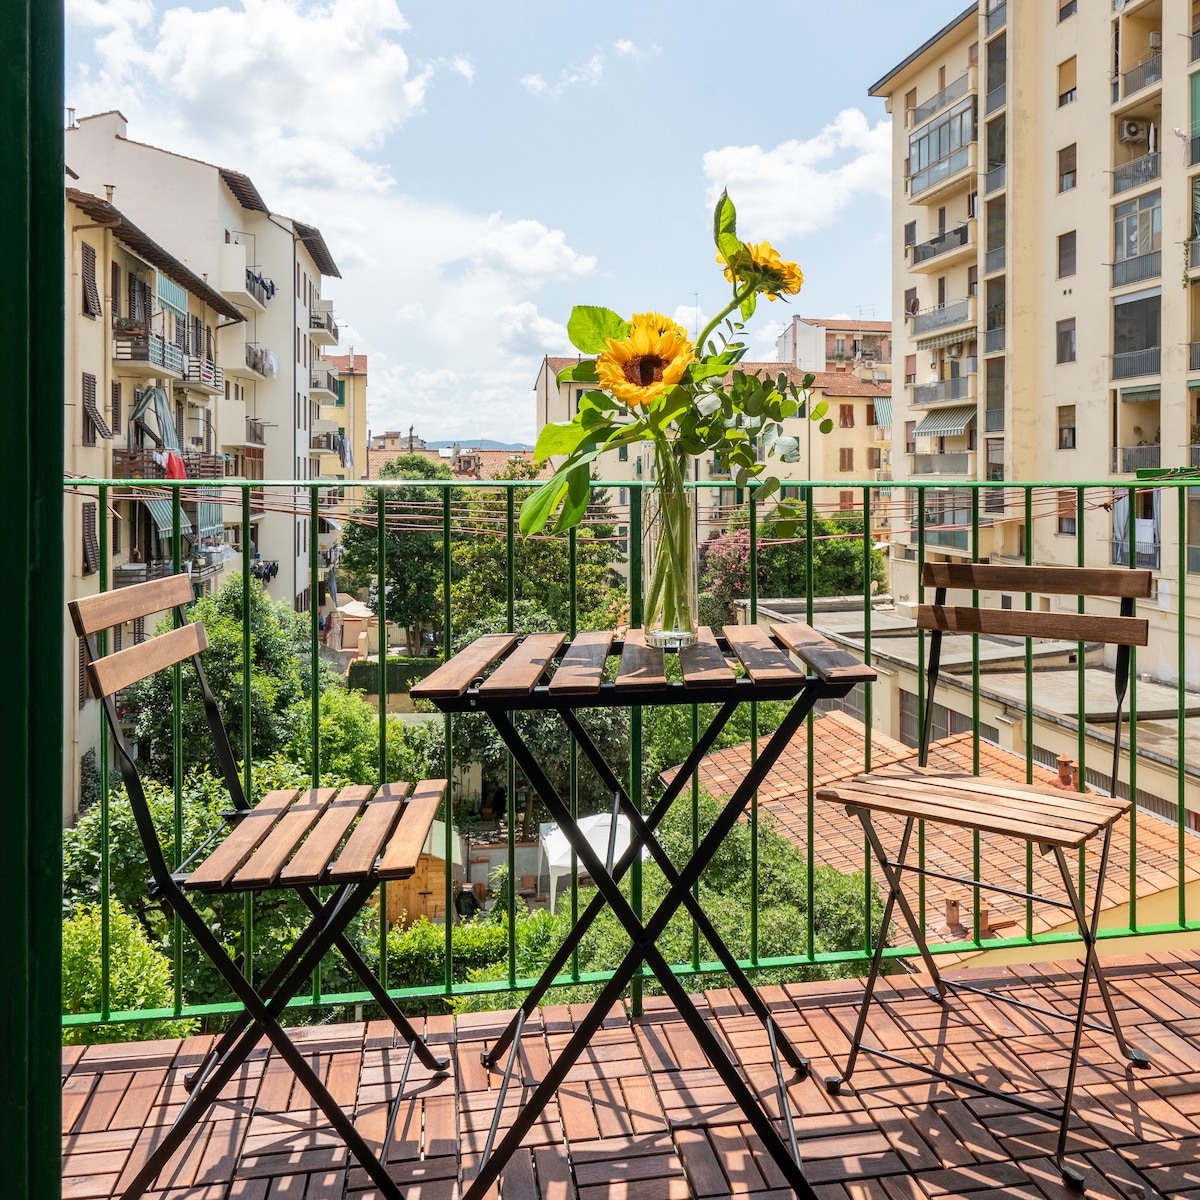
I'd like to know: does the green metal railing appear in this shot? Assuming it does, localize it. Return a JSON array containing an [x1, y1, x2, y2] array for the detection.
[[61, 475, 1200, 1031]]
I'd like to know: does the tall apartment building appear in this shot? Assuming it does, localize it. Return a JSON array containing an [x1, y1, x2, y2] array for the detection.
[[63, 187, 246, 817], [873, 0, 1200, 686], [776, 314, 893, 381], [66, 112, 343, 612], [315, 351, 368, 492]]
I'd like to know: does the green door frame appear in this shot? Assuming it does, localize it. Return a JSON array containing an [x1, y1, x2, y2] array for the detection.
[[1, 2, 65, 1196]]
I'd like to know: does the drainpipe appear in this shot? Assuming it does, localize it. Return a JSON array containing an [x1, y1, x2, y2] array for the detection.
[[268, 212, 299, 607]]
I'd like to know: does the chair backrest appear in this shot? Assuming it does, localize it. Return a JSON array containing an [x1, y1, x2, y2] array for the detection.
[[915, 563, 1152, 788], [69, 574, 246, 887]]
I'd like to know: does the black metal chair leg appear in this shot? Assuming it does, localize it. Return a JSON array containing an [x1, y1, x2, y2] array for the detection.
[[826, 814, 917, 1094]]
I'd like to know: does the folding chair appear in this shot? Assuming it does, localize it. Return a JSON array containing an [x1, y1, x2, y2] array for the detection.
[[70, 574, 449, 1200], [815, 563, 1151, 1192]]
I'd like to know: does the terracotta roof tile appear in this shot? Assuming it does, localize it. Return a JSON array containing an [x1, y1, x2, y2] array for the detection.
[[364, 447, 552, 481], [323, 353, 366, 376], [800, 317, 892, 333]]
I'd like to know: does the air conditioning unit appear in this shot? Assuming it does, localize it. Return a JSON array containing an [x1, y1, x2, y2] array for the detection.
[[1149, 32, 1163, 51], [1118, 119, 1148, 144], [946, 344, 962, 358]]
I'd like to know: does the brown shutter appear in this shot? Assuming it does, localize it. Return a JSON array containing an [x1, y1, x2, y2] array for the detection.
[[81, 242, 102, 317], [112, 509, 121, 555], [205, 411, 213, 454], [866, 403, 876, 426], [113, 624, 122, 653], [78, 637, 88, 709], [110, 260, 120, 317], [110, 380, 121, 434], [81, 372, 112, 441], [134, 617, 145, 645], [82, 501, 99, 575]]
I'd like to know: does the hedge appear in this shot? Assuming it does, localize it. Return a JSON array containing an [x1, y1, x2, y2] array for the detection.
[[346, 656, 442, 695]]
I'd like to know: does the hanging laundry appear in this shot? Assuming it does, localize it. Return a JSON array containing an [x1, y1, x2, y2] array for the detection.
[[164, 451, 187, 480]]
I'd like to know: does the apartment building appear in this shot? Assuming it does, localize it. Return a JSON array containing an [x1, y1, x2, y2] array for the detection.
[[63, 187, 246, 818], [534, 355, 893, 563], [776, 314, 893, 381], [66, 112, 343, 612], [314, 351, 367, 492], [872, 0, 1200, 687]]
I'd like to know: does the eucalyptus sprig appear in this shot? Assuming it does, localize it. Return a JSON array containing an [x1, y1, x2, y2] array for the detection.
[[520, 192, 832, 540]]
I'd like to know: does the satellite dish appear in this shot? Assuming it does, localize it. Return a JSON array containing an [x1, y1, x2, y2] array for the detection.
[[908, 296, 920, 317]]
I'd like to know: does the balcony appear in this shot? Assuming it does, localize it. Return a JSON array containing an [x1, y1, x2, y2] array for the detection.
[[311, 431, 339, 452], [110, 447, 165, 479], [985, 325, 1005, 354], [1111, 538, 1161, 570], [309, 307, 339, 345], [245, 416, 266, 445], [177, 355, 224, 395], [986, 0, 1005, 34], [1191, 242, 1200, 271], [310, 367, 339, 400], [984, 245, 1005, 274], [1112, 444, 1161, 473], [1111, 347, 1160, 379], [112, 560, 174, 588], [1112, 152, 1160, 196], [910, 142, 974, 202], [112, 330, 183, 379], [218, 241, 272, 314], [910, 375, 974, 407], [910, 451, 973, 475], [984, 162, 1005, 193], [1193, 30, 1200, 63], [911, 296, 973, 336], [179, 451, 229, 479], [233, 342, 273, 380], [985, 82, 1006, 115], [909, 223, 972, 269], [1112, 250, 1160, 289], [985, 407, 1004, 432], [1122, 52, 1162, 99], [911, 71, 971, 126]]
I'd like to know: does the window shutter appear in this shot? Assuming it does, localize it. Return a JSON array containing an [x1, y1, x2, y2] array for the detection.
[[134, 617, 146, 645], [206, 325, 214, 361], [81, 372, 112, 441], [193, 315, 203, 357], [78, 637, 88, 709], [112, 509, 121, 555], [113, 624, 122, 653], [81, 242, 102, 317], [205, 411, 213, 454], [111, 380, 121, 434], [337, 379, 346, 406], [128, 273, 139, 321], [176, 399, 185, 445], [82, 501, 99, 575], [110, 260, 120, 317], [866, 403, 876, 426]]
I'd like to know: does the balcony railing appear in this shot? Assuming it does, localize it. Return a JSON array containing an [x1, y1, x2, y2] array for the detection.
[[985, 83, 1006, 115], [245, 343, 272, 377], [180, 356, 224, 392], [245, 416, 266, 445], [1193, 30, 1200, 63], [910, 144, 973, 198], [985, 163, 1005, 193], [1191, 136, 1200, 168], [310, 368, 339, 397], [1112, 444, 1161, 473], [110, 447, 165, 479], [1111, 538, 1161, 570], [244, 268, 272, 307], [1122, 53, 1162, 98], [985, 326, 1006, 354], [910, 223, 970, 266], [112, 331, 183, 376], [985, 407, 1004, 432], [1112, 250, 1160, 289], [311, 431, 338, 452], [986, 0, 1006, 34], [911, 375, 972, 406], [112, 560, 174, 589], [911, 72, 971, 126], [912, 297, 971, 335], [910, 452, 970, 475], [1111, 346, 1160, 379], [985, 245, 1005, 274], [1190, 342, 1200, 372], [1191, 241, 1200, 270], [1113, 152, 1160, 196], [309, 310, 339, 343]]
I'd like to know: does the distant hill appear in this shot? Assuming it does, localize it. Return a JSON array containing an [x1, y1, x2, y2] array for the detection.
[[424, 439, 534, 451]]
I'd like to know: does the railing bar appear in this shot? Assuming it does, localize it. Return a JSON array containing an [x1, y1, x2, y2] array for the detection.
[[310, 486, 322, 1008], [749, 490, 759, 966], [569, 525, 579, 978], [172, 488, 184, 1019], [691, 702, 701, 973], [99, 483, 111, 1021], [916, 485, 926, 931], [1025, 487, 1034, 943], [442, 489, 453, 996], [971, 486, 981, 946], [630, 483, 644, 1014], [1078, 486, 1087, 904], [1128, 483, 1138, 933], [506, 487, 517, 989], [1179, 485, 1188, 929], [862, 484, 873, 953], [243, 487, 254, 984]]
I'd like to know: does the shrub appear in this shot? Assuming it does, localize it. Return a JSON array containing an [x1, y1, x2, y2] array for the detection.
[[345, 656, 442, 695]]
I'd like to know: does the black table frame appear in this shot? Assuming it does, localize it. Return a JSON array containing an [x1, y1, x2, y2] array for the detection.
[[429, 642, 859, 1200]]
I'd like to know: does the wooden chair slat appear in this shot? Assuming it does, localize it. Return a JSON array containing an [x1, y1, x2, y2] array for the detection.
[[327, 783, 410, 881], [818, 782, 1095, 848], [185, 791, 300, 891], [377, 779, 447, 880], [915, 605, 1149, 647], [770, 622, 878, 685], [922, 562, 1153, 599], [409, 634, 518, 700], [479, 633, 566, 697], [615, 629, 666, 692], [277, 785, 375, 886], [69, 573, 195, 637], [679, 628, 736, 689], [549, 631, 613, 695], [87, 622, 209, 697], [232, 789, 338, 889], [721, 625, 805, 685]]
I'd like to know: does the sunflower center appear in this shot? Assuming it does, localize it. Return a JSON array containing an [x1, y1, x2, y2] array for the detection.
[[624, 354, 667, 386]]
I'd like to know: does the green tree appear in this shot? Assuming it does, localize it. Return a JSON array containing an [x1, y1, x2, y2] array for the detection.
[[339, 454, 455, 653], [122, 573, 309, 781]]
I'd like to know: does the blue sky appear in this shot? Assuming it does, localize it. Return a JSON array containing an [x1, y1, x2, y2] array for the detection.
[[66, 0, 969, 441]]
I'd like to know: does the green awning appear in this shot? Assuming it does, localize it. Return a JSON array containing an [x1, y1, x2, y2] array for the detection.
[[871, 396, 892, 428], [913, 405, 976, 437], [1120, 385, 1160, 402], [195, 502, 224, 539], [142, 497, 194, 538]]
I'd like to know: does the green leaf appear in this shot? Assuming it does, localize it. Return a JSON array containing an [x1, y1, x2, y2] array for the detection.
[[774, 520, 797, 539], [555, 359, 599, 384], [734, 466, 749, 489], [713, 190, 738, 247], [567, 306, 630, 353], [810, 400, 829, 420], [773, 436, 800, 462], [819, 418, 834, 435], [518, 473, 571, 537], [717, 231, 743, 264], [533, 419, 594, 459], [739, 291, 758, 322], [695, 393, 722, 417], [551, 460, 594, 535], [756, 476, 780, 502]]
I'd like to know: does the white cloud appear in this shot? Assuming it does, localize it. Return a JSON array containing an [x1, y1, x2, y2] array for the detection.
[[494, 302, 573, 357], [475, 215, 597, 280], [672, 303, 708, 343], [703, 108, 892, 239], [520, 54, 603, 99], [613, 39, 659, 57]]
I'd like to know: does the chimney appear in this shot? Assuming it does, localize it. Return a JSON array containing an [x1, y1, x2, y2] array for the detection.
[[934, 892, 966, 940], [451, 440, 461, 469], [104, 183, 115, 203], [408, 424, 414, 452], [349, 345, 355, 371]]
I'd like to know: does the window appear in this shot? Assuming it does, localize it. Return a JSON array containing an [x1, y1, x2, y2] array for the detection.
[[905, 420, 916, 455], [1058, 57, 1077, 106], [1000, 594, 1013, 610], [618, 487, 628, 505], [110, 381, 121, 434], [1113, 190, 1161, 263], [839, 404, 854, 428], [839, 490, 856, 510], [1057, 489, 1077, 536], [1058, 144, 1076, 192], [907, 96, 976, 196], [967, 265, 978, 296], [867, 447, 882, 469], [1057, 405, 1076, 448], [1113, 289, 1161, 356], [1059, 0, 1076, 18], [80, 242, 102, 318], [1057, 230, 1077, 278], [1056, 318, 1076, 364], [969, 41, 978, 66], [904, 354, 917, 385], [618, 444, 628, 462], [866, 403, 876, 427], [112, 510, 120, 555], [839, 447, 854, 472], [110, 260, 120, 317], [904, 220, 917, 247], [905, 87, 917, 123], [967, 191, 978, 219], [575, 387, 585, 415], [81, 372, 111, 445], [81, 501, 99, 576], [835, 336, 846, 356]]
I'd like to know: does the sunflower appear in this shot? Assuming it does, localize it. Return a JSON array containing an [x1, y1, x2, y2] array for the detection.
[[719, 240, 804, 299], [596, 312, 694, 408]]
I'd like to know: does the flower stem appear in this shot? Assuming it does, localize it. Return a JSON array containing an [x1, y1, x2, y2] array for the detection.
[[695, 282, 756, 354]]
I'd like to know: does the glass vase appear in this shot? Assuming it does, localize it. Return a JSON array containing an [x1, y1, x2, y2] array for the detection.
[[642, 455, 698, 649]]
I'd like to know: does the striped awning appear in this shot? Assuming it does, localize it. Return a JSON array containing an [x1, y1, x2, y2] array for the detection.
[[914, 329, 970, 351], [1120, 385, 1159, 403], [196, 502, 225, 539], [913, 405, 976, 437], [871, 396, 893, 429], [142, 497, 194, 538]]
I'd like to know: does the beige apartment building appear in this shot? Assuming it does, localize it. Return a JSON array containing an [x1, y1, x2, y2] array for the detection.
[[775, 314, 893, 381], [873, 0, 1200, 689], [63, 187, 246, 818], [314, 351, 367, 494], [534, 354, 893, 566]]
